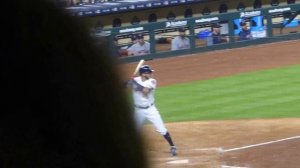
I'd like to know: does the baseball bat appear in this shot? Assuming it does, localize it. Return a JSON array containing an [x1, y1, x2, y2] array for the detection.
[[132, 59, 145, 76]]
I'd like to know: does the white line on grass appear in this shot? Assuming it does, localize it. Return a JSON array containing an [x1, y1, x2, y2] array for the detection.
[[222, 135, 300, 153]]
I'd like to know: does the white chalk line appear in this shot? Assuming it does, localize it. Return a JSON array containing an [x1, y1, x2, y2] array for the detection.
[[188, 147, 223, 151], [158, 135, 300, 167], [152, 147, 219, 164], [167, 159, 189, 164], [221, 165, 248, 168], [222, 135, 300, 153]]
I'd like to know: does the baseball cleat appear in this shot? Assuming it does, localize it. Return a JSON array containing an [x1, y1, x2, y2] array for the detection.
[[170, 146, 177, 156]]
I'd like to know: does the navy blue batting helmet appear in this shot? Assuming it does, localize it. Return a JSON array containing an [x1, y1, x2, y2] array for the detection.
[[139, 65, 154, 74]]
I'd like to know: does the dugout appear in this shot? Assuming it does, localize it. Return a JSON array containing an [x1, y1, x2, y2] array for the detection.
[[68, 1, 300, 62]]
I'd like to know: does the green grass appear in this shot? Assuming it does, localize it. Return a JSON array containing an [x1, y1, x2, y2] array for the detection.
[[156, 65, 300, 122]]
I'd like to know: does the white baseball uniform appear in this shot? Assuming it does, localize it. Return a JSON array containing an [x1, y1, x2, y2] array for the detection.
[[132, 76, 167, 135], [127, 42, 150, 56], [171, 36, 190, 51]]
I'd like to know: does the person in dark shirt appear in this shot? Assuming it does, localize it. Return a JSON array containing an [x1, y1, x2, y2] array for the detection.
[[238, 21, 252, 41], [211, 23, 229, 45]]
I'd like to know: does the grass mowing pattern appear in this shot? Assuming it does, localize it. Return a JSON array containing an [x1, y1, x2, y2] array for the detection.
[[156, 65, 300, 122]]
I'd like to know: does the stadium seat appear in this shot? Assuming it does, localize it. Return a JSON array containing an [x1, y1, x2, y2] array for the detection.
[[253, 0, 262, 9], [148, 13, 157, 23], [219, 4, 228, 13]]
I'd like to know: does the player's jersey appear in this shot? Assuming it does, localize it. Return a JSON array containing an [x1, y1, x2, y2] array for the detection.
[[238, 29, 252, 41], [171, 36, 190, 50], [132, 76, 156, 107], [127, 42, 150, 56]]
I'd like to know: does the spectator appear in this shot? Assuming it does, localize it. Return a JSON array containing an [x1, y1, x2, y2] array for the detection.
[[127, 34, 150, 56], [1, 1, 147, 168], [171, 28, 191, 51], [238, 21, 252, 41], [209, 23, 229, 45]]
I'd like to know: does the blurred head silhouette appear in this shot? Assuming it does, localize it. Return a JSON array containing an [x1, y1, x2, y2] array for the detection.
[[1, 1, 147, 168]]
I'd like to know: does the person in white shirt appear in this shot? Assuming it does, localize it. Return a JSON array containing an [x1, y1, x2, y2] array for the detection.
[[127, 65, 177, 156], [171, 28, 190, 51], [127, 34, 150, 56]]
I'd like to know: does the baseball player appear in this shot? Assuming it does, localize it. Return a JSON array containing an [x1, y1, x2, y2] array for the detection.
[[171, 27, 190, 51], [127, 34, 150, 56], [210, 23, 229, 45], [127, 65, 177, 156], [238, 21, 252, 41]]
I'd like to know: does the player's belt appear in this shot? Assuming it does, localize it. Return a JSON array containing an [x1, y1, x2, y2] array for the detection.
[[135, 103, 154, 109]]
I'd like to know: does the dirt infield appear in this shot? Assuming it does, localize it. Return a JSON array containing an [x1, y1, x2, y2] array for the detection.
[[143, 119, 300, 168], [119, 40, 300, 168]]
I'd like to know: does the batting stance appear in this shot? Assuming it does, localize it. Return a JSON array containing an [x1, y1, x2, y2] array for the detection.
[[127, 65, 177, 156]]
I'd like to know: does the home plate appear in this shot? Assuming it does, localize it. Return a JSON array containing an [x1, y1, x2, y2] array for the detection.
[[167, 159, 189, 164]]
